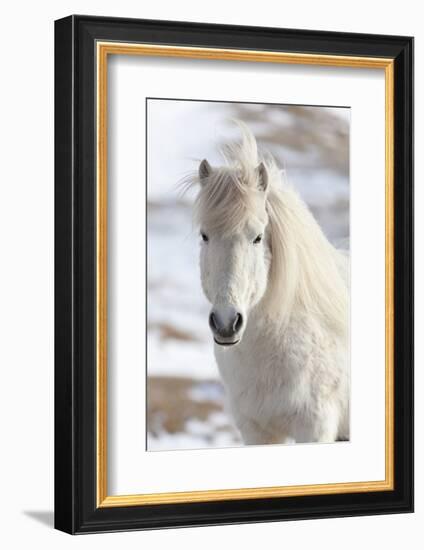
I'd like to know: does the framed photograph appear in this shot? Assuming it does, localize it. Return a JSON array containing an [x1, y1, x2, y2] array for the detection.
[[54, 15, 414, 534]]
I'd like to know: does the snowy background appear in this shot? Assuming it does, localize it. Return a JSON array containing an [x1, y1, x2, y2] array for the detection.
[[146, 99, 350, 451]]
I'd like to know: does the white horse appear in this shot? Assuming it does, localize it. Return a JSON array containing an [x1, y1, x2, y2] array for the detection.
[[188, 123, 349, 445]]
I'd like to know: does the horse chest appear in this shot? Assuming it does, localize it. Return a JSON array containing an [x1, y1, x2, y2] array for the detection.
[[215, 339, 309, 423]]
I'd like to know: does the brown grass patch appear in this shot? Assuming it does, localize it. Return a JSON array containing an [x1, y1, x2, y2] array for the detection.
[[147, 376, 223, 435]]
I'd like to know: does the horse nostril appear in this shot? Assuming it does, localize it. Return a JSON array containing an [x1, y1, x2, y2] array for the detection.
[[209, 312, 218, 332], [233, 313, 243, 333]]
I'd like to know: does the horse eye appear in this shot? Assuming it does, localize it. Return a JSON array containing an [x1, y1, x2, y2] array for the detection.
[[201, 232, 209, 243], [253, 234, 263, 244]]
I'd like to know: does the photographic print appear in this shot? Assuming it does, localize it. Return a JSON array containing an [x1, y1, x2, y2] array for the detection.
[[147, 99, 350, 451]]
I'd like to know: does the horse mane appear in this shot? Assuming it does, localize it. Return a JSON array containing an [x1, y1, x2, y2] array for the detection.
[[265, 177, 348, 334], [183, 121, 348, 334]]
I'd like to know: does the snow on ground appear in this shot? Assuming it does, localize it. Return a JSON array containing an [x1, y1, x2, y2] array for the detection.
[[148, 411, 241, 452]]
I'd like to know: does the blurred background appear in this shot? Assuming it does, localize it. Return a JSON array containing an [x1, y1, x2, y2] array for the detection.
[[147, 99, 350, 451]]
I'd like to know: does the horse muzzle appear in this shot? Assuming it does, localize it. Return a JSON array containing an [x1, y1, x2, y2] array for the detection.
[[209, 305, 244, 346]]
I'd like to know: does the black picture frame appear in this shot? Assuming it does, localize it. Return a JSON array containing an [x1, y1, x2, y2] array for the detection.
[[55, 14, 414, 534]]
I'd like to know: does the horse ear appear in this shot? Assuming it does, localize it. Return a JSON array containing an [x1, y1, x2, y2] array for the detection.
[[199, 159, 212, 183], [256, 162, 269, 192]]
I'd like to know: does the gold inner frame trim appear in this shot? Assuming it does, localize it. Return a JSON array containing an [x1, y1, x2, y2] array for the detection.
[[96, 42, 395, 508]]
